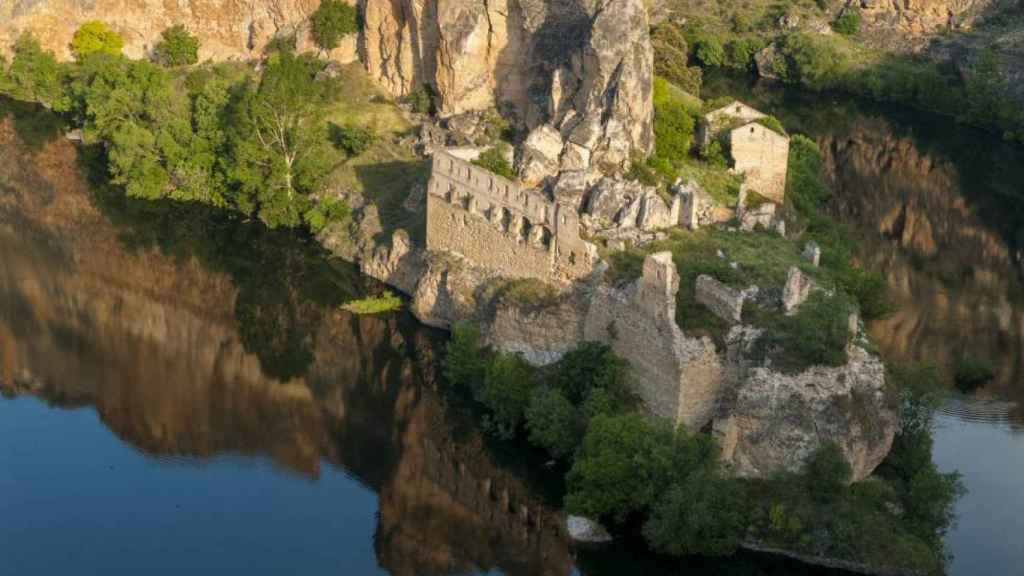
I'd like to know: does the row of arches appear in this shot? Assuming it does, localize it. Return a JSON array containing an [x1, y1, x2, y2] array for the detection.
[[443, 184, 553, 250]]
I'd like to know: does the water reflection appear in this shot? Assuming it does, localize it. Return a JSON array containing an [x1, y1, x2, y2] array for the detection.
[[0, 114, 572, 576]]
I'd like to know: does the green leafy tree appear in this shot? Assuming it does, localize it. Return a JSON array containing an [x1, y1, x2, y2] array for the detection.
[[694, 36, 725, 68], [5, 33, 65, 107], [643, 470, 749, 556], [552, 341, 630, 405], [154, 25, 200, 67], [652, 78, 696, 165], [445, 322, 488, 391], [566, 414, 716, 522], [70, 21, 124, 59], [309, 0, 359, 53], [525, 387, 581, 459], [329, 122, 376, 156], [227, 49, 332, 227], [779, 33, 847, 91], [479, 352, 536, 439]]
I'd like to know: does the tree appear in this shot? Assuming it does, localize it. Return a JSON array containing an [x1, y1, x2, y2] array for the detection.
[[566, 413, 716, 522], [525, 387, 581, 459], [445, 322, 488, 391], [803, 441, 852, 502], [227, 49, 332, 227], [309, 0, 359, 53], [70, 21, 124, 59], [329, 122, 376, 156], [643, 470, 749, 556], [5, 33, 64, 107], [694, 36, 725, 68], [479, 352, 536, 439], [552, 341, 630, 405], [653, 78, 696, 165], [154, 25, 200, 67]]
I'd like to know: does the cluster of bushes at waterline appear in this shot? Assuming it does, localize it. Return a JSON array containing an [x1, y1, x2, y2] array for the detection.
[[444, 326, 964, 574]]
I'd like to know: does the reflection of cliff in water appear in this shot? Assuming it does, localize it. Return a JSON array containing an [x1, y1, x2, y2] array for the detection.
[[817, 114, 1024, 410], [0, 115, 572, 576]]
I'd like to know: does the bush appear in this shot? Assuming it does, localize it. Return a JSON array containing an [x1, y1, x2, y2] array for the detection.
[[652, 77, 696, 164], [525, 387, 581, 459], [153, 25, 200, 67], [566, 413, 716, 522], [309, 0, 359, 52], [329, 122, 376, 156], [833, 9, 862, 36], [785, 134, 830, 218], [652, 24, 703, 95], [778, 33, 848, 91], [402, 84, 436, 115], [803, 442, 852, 502], [445, 322, 488, 391], [723, 38, 766, 71], [755, 115, 786, 135], [643, 470, 749, 556], [479, 352, 536, 439], [954, 356, 995, 391], [303, 197, 350, 232], [4, 33, 64, 106], [551, 342, 631, 406], [757, 291, 854, 371], [471, 145, 514, 179], [70, 21, 124, 59], [694, 36, 726, 68]]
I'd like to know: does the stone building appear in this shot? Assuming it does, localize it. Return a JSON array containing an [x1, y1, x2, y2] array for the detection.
[[698, 101, 791, 204], [426, 149, 597, 283]]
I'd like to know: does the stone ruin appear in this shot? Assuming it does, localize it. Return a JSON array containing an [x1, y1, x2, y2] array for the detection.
[[426, 149, 597, 283], [699, 100, 791, 205]]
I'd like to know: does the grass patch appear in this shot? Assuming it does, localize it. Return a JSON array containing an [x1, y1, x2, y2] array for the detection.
[[341, 290, 403, 314], [676, 157, 742, 206], [495, 278, 562, 310]]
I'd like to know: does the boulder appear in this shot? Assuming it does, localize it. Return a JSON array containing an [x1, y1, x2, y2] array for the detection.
[[755, 44, 783, 81], [519, 125, 565, 187], [638, 192, 672, 230], [567, 515, 613, 544], [782, 266, 819, 314], [695, 275, 745, 323], [715, 336, 898, 482], [802, 241, 822, 267], [560, 142, 592, 172]]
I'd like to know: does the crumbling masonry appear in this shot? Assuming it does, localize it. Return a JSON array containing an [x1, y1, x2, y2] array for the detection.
[[426, 150, 596, 282]]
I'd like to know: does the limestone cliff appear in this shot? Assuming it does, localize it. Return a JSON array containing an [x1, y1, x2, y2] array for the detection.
[[0, 0, 359, 62]]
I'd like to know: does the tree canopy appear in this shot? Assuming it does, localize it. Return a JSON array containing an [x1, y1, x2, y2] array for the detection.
[[70, 21, 124, 59], [154, 25, 200, 67], [309, 0, 359, 52]]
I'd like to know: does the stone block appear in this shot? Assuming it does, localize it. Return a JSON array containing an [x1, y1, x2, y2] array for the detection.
[[802, 241, 821, 267], [782, 266, 818, 314], [695, 275, 745, 323]]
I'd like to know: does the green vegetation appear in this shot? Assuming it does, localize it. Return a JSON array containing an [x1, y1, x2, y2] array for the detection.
[[153, 25, 200, 67], [402, 84, 437, 115], [0, 30, 365, 235], [755, 291, 855, 371], [471, 145, 515, 179], [643, 469, 749, 556], [832, 9, 861, 36], [954, 356, 995, 391], [70, 21, 124, 59], [651, 24, 703, 95], [341, 290, 402, 314], [329, 122, 376, 156], [494, 277, 561, 310], [309, 0, 359, 53], [754, 114, 785, 135], [480, 352, 537, 439]]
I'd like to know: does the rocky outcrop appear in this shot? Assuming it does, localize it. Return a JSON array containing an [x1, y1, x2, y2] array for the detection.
[[714, 329, 898, 482], [0, 0, 359, 62]]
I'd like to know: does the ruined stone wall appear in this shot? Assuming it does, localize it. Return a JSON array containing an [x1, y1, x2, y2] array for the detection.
[[730, 123, 790, 204], [582, 254, 725, 429], [426, 150, 594, 283]]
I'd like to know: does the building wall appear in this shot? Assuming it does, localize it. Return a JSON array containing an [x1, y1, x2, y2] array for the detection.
[[426, 151, 594, 283], [698, 101, 767, 148], [730, 123, 791, 203], [583, 253, 725, 429]]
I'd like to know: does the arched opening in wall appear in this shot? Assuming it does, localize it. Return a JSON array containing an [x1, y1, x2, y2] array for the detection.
[[499, 208, 513, 232], [519, 218, 533, 243], [531, 226, 553, 250]]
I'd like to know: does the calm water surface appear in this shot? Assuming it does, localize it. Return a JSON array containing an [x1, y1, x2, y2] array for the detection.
[[3, 88, 1024, 575]]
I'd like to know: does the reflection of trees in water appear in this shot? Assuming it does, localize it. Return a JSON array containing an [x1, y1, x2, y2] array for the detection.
[[0, 112, 573, 575]]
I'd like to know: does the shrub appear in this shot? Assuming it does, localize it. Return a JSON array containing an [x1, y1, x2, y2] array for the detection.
[[652, 77, 696, 164], [471, 145, 514, 179], [309, 0, 359, 52], [778, 33, 848, 91], [652, 24, 703, 95], [70, 21, 124, 59], [643, 470, 749, 556], [833, 9, 862, 36], [153, 25, 200, 67], [755, 115, 786, 135], [566, 413, 716, 522], [479, 352, 536, 439], [758, 291, 854, 371], [803, 442, 852, 502], [5, 33, 64, 106], [445, 322, 488, 391], [525, 387, 581, 459], [724, 37, 766, 71], [785, 134, 830, 217], [303, 197, 350, 232], [551, 342, 631, 406], [694, 36, 725, 68], [402, 84, 436, 115], [954, 356, 995, 391], [329, 122, 376, 156], [341, 290, 402, 314]]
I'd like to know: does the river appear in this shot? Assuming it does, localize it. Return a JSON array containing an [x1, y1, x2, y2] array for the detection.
[[2, 88, 1022, 575]]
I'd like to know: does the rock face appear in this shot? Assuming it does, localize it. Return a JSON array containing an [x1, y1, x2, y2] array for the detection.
[[362, 0, 654, 167], [715, 330, 899, 482], [0, 0, 359, 62]]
